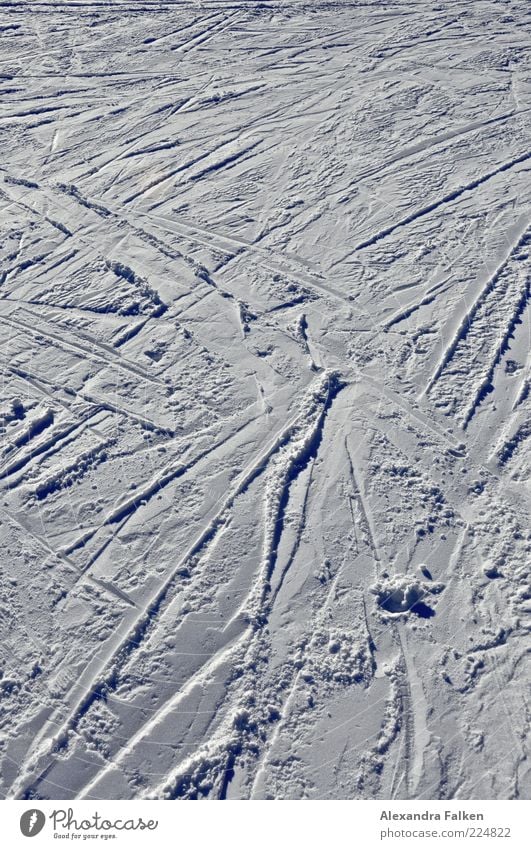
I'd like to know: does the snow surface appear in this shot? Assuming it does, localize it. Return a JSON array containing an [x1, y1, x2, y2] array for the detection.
[[0, 0, 529, 801]]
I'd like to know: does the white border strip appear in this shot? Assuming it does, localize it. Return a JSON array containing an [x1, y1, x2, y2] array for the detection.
[[2, 799, 529, 848]]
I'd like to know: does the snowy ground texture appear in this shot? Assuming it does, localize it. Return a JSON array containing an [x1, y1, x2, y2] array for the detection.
[[0, 0, 529, 801]]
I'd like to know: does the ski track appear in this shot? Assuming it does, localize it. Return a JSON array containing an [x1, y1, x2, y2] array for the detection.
[[0, 0, 529, 803]]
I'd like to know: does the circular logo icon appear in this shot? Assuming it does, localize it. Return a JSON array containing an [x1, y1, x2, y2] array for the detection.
[[20, 809, 46, 837]]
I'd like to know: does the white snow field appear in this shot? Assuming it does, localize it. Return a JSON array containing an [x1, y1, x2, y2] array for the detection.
[[0, 0, 529, 801]]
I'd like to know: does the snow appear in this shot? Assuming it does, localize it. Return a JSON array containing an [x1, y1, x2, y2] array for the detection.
[[0, 0, 529, 801]]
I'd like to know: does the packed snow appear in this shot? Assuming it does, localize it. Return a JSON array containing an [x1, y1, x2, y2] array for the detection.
[[0, 0, 529, 800]]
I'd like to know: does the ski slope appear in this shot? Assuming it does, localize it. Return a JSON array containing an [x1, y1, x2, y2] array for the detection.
[[0, 0, 529, 800]]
